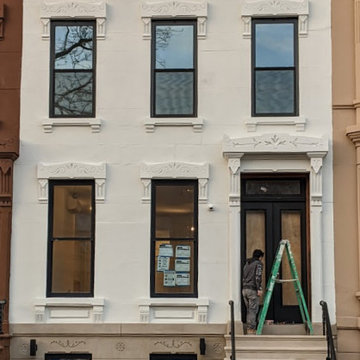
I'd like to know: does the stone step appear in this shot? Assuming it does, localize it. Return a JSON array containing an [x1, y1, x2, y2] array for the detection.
[[224, 335, 327, 359]]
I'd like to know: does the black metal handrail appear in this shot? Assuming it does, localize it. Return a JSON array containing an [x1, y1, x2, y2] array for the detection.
[[320, 300, 336, 360], [228, 300, 236, 360], [0, 300, 6, 334]]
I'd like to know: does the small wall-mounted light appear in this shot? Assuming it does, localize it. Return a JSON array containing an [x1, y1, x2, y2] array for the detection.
[[30, 339, 37, 356], [200, 337, 206, 355]]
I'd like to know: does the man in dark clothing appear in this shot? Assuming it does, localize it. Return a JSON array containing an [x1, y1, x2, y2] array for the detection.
[[242, 249, 264, 334]]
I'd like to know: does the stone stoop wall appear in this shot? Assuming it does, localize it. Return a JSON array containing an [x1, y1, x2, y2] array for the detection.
[[10, 324, 226, 360]]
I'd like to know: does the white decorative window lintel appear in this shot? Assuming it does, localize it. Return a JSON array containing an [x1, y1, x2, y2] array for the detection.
[[41, 0, 107, 40], [241, 0, 309, 38], [37, 161, 107, 203], [140, 161, 209, 203], [141, 0, 208, 39]]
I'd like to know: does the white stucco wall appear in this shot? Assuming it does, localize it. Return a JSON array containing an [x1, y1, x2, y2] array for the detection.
[[10, 0, 334, 325]]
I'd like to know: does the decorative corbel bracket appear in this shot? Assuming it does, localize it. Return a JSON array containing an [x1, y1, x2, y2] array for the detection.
[[40, 0, 107, 40], [0, 4, 4, 40], [141, 0, 208, 39], [241, 0, 309, 38]]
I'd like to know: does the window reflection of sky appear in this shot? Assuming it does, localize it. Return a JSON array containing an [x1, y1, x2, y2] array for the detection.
[[255, 23, 294, 68], [156, 25, 193, 69], [55, 26, 93, 70]]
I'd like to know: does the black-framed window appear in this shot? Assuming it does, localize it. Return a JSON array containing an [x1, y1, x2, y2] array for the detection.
[[47, 180, 95, 297], [252, 18, 298, 116], [46, 354, 91, 360], [151, 354, 197, 360], [151, 180, 198, 297], [50, 21, 96, 118], [151, 20, 197, 117]]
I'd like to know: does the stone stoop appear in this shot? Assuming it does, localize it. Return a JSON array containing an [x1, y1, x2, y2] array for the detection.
[[224, 335, 327, 359]]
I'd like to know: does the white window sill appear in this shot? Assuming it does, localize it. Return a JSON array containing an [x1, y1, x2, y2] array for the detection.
[[245, 116, 306, 132], [34, 297, 105, 323], [42, 118, 102, 133], [138, 297, 209, 323], [144, 117, 204, 133]]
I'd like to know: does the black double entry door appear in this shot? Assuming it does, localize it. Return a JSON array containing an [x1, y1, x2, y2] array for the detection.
[[241, 175, 309, 324]]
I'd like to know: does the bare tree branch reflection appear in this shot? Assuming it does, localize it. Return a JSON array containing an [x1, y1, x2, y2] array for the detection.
[[53, 25, 94, 116]]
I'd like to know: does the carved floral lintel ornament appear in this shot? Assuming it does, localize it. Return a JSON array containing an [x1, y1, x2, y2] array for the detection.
[[41, 0, 107, 39], [37, 162, 107, 203], [141, 0, 208, 39], [241, 0, 309, 38]]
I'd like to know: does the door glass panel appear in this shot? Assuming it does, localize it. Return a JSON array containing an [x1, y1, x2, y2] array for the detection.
[[245, 210, 266, 297], [281, 210, 302, 305], [245, 180, 301, 196]]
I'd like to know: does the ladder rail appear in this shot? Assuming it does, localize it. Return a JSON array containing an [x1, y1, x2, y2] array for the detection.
[[256, 240, 313, 335]]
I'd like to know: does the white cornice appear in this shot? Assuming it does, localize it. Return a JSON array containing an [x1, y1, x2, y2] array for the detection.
[[223, 133, 328, 156], [141, 0, 208, 39], [41, 0, 107, 40], [140, 161, 210, 203], [37, 161, 107, 203], [241, 0, 309, 38]]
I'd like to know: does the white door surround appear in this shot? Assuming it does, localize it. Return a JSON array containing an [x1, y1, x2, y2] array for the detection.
[[222, 133, 328, 323]]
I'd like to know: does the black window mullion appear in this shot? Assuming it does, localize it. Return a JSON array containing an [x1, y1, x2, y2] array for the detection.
[[151, 20, 197, 117], [252, 18, 298, 117], [50, 20, 96, 118], [47, 180, 95, 298]]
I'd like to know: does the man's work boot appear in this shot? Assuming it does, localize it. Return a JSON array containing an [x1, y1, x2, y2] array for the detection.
[[247, 329, 256, 335]]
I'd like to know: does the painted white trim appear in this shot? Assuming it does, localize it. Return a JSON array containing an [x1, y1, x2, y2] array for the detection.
[[42, 118, 102, 133], [140, 161, 209, 203], [245, 116, 306, 132], [40, 0, 107, 40], [141, 0, 208, 39], [34, 298, 105, 323], [37, 161, 107, 203], [223, 132, 329, 323], [144, 117, 204, 132], [241, 0, 309, 38], [138, 298, 209, 323]]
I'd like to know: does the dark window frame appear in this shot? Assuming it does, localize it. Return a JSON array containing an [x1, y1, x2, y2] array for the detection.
[[150, 179, 198, 298], [46, 354, 92, 360], [46, 179, 95, 298], [151, 19, 197, 118], [251, 18, 299, 117], [49, 20, 96, 118]]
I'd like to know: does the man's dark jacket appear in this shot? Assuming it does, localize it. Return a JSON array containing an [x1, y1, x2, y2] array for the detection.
[[242, 258, 263, 291]]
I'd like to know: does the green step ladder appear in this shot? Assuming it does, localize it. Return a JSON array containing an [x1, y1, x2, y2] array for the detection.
[[256, 239, 313, 335]]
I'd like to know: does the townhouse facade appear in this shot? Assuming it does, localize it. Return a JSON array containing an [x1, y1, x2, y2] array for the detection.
[[0, 0, 22, 359], [333, 0, 360, 358], [10, 0, 334, 359]]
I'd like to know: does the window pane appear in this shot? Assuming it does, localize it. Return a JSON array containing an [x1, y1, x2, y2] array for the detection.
[[51, 239, 91, 294], [255, 70, 294, 114], [54, 72, 93, 116], [155, 25, 194, 69], [155, 72, 193, 115], [245, 180, 301, 196], [154, 239, 195, 294], [255, 23, 294, 67], [155, 184, 195, 239], [53, 185, 92, 238], [55, 25, 93, 70], [245, 210, 266, 302], [281, 211, 302, 306]]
